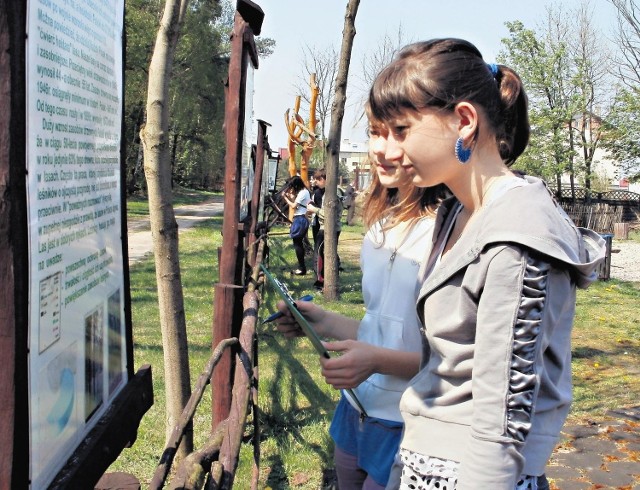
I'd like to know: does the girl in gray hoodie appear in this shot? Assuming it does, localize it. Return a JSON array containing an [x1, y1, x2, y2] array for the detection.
[[365, 38, 606, 490]]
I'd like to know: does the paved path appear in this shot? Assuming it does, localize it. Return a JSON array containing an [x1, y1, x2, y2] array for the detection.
[[547, 407, 640, 489], [126, 199, 224, 264]]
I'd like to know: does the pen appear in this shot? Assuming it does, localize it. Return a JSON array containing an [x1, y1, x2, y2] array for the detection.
[[262, 294, 314, 324]]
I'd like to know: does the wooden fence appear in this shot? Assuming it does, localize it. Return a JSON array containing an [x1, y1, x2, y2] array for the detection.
[[562, 202, 624, 234], [149, 239, 266, 490], [553, 186, 640, 234]]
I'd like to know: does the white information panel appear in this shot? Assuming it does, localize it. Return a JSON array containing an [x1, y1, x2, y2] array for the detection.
[[240, 64, 255, 221], [25, 0, 126, 487]]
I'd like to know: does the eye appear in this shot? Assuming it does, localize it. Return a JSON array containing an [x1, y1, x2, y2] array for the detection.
[[367, 126, 381, 137], [391, 125, 408, 137]]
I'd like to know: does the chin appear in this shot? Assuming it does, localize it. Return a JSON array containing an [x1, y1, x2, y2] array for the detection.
[[411, 174, 431, 188], [379, 176, 403, 188]]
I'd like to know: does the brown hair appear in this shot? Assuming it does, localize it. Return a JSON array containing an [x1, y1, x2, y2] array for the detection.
[[313, 168, 327, 180], [362, 160, 448, 232], [288, 175, 306, 193], [368, 38, 530, 165]]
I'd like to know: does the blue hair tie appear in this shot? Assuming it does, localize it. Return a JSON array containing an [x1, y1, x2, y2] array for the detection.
[[487, 63, 499, 77]]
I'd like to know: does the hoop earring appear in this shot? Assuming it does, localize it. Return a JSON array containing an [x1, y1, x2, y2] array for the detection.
[[455, 137, 472, 164]]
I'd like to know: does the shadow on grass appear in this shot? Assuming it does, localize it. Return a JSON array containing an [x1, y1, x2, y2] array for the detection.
[[260, 333, 335, 428], [572, 346, 607, 358], [257, 330, 336, 487]]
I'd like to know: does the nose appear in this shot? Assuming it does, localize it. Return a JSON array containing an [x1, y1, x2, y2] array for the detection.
[[370, 134, 403, 162]]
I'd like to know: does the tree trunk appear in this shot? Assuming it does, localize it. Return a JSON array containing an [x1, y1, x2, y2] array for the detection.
[[126, 105, 145, 195], [139, 0, 193, 458], [323, 0, 360, 300], [170, 130, 179, 189], [568, 120, 576, 201]]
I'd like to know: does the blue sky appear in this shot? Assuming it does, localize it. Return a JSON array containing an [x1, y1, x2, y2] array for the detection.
[[251, 0, 618, 149]]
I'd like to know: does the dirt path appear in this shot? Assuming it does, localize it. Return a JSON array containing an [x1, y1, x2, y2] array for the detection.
[[610, 239, 640, 282], [126, 199, 224, 264]]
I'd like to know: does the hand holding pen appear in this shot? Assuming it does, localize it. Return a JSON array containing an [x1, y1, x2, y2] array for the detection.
[[262, 294, 314, 324]]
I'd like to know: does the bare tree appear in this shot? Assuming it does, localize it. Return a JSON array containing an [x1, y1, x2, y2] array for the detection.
[[603, 0, 640, 177], [324, 0, 360, 300], [610, 0, 640, 87], [293, 44, 339, 144], [352, 26, 409, 125], [140, 0, 193, 457], [570, 2, 612, 192]]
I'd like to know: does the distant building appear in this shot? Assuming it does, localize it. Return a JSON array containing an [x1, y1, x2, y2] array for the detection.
[[339, 139, 371, 189], [339, 138, 368, 172], [278, 147, 289, 162]]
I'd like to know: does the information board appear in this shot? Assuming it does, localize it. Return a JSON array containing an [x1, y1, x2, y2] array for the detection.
[[25, 0, 126, 487], [239, 64, 255, 220]]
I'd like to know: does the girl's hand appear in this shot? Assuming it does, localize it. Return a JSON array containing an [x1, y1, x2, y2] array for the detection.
[[319, 340, 377, 389], [274, 300, 326, 338]]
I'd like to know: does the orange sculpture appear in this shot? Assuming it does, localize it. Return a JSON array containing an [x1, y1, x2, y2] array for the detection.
[[284, 73, 319, 187]]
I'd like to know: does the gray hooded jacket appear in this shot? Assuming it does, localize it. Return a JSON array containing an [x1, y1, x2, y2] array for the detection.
[[396, 176, 605, 489]]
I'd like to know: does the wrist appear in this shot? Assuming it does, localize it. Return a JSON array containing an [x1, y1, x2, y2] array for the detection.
[[367, 344, 381, 374]]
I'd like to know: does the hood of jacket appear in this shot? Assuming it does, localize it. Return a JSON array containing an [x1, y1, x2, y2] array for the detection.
[[425, 175, 606, 292]]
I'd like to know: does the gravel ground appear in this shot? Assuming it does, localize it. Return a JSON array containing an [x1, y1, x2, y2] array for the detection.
[[609, 239, 640, 282]]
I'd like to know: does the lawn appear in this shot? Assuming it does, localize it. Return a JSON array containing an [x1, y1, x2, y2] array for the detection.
[[109, 197, 640, 488], [126, 186, 220, 217]]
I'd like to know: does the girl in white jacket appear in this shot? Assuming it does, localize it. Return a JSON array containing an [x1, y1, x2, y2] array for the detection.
[[275, 143, 445, 489]]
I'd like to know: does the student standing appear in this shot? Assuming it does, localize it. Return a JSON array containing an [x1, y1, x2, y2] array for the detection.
[[276, 148, 445, 489], [283, 176, 311, 276], [344, 183, 357, 225], [307, 168, 344, 289], [365, 38, 606, 490], [310, 170, 326, 247]]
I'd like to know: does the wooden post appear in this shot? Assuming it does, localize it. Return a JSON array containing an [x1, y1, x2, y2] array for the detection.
[[614, 222, 629, 240], [1, 1, 29, 486], [247, 120, 269, 267], [212, 0, 262, 428]]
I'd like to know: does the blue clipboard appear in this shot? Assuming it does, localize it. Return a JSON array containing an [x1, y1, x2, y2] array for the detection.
[[261, 264, 368, 417]]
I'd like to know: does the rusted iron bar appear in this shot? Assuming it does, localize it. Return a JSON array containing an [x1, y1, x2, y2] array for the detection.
[[217, 291, 259, 490], [250, 322, 260, 490], [212, 284, 243, 427], [212, 0, 260, 429], [150, 339, 238, 489], [247, 120, 269, 268]]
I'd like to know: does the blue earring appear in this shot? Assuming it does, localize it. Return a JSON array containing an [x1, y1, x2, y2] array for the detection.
[[455, 137, 472, 164]]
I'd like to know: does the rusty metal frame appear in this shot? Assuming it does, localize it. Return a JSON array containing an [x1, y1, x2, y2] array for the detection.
[[212, 0, 263, 429]]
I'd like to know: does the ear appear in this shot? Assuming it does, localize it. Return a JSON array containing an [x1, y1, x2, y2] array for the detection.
[[454, 102, 479, 144]]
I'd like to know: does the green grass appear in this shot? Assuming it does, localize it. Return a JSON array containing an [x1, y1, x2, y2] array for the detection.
[[126, 186, 220, 217], [570, 280, 640, 422], [109, 210, 640, 488]]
